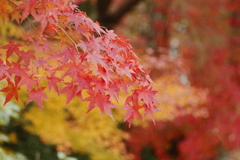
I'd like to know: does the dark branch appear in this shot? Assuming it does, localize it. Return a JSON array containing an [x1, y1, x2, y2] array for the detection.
[[97, 0, 141, 29]]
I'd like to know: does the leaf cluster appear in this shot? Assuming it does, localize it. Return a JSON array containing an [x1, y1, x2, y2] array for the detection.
[[0, 0, 158, 125]]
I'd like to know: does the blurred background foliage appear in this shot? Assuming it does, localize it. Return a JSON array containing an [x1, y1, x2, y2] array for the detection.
[[2, 0, 240, 160]]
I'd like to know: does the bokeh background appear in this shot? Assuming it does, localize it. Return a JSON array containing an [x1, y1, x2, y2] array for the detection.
[[1, 0, 240, 159]]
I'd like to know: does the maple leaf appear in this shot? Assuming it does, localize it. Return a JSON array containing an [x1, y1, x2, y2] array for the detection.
[[106, 80, 120, 101], [1, 40, 22, 59], [92, 78, 106, 94], [68, 2, 78, 11], [20, 74, 39, 91], [122, 104, 143, 124], [61, 62, 88, 80], [86, 51, 106, 68], [10, 10, 22, 24], [0, 59, 11, 80], [96, 64, 112, 85], [122, 104, 142, 128], [85, 92, 116, 120], [8, 62, 38, 90], [33, 41, 51, 52], [35, 57, 52, 70], [67, 13, 84, 30], [118, 65, 135, 80], [15, 0, 38, 22], [59, 82, 83, 105], [35, 14, 48, 33], [23, 32, 35, 42], [17, 50, 35, 66], [8, 62, 29, 77], [27, 87, 49, 108], [143, 104, 157, 125], [137, 86, 158, 108], [58, 47, 79, 65], [46, 73, 61, 92], [0, 76, 21, 105], [76, 41, 88, 52], [123, 107, 134, 124]]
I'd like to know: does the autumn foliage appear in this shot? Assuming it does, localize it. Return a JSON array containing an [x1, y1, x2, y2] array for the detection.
[[0, 0, 158, 125], [4, 0, 240, 159], [124, 0, 240, 159]]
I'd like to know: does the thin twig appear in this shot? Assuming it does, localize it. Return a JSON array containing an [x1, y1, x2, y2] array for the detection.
[[27, 17, 39, 33], [7, 0, 18, 6]]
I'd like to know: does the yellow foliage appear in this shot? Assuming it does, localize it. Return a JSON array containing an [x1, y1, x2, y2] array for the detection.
[[23, 90, 130, 160]]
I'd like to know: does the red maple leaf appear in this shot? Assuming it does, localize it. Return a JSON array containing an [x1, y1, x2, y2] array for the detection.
[[0, 76, 21, 105], [8, 62, 38, 90], [122, 104, 143, 124], [85, 92, 116, 120], [1, 40, 22, 59], [27, 87, 49, 108]]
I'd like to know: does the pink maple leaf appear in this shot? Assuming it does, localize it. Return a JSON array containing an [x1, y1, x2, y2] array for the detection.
[[27, 87, 49, 108], [0, 59, 11, 80], [15, 0, 38, 22], [59, 82, 83, 105], [33, 41, 51, 52], [8, 62, 29, 77], [137, 86, 158, 108], [46, 73, 61, 92], [86, 51, 106, 68], [143, 104, 157, 125], [17, 50, 35, 66], [20, 74, 38, 91], [122, 104, 143, 122]]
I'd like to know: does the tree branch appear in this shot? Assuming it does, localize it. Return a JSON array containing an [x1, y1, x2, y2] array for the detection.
[[97, 0, 141, 29]]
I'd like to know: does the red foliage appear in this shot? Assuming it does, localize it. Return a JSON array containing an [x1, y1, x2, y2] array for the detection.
[[126, 0, 240, 159]]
